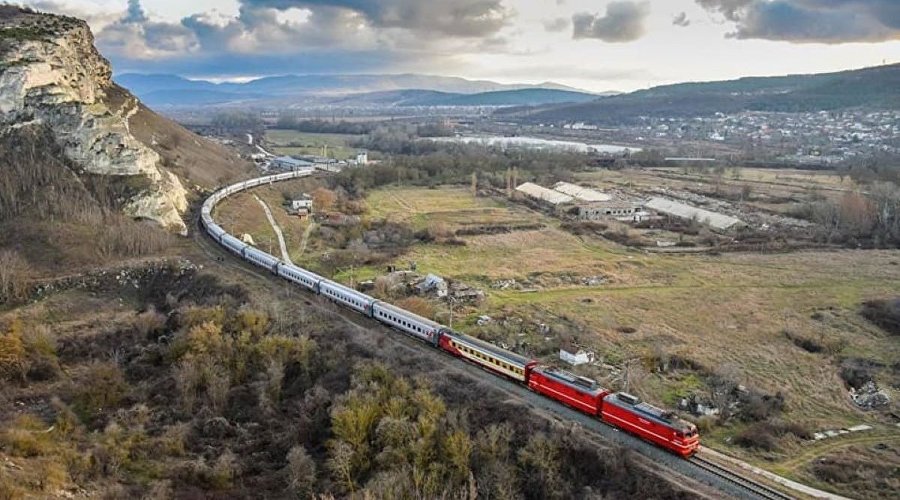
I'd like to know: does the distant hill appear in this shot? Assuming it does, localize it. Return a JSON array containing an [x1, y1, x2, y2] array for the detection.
[[503, 64, 900, 124], [435, 88, 599, 106], [323, 88, 599, 107], [115, 73, 599, 107]]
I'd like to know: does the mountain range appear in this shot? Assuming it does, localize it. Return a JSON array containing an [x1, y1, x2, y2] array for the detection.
[[115, 73, 605, 108], [500, 63, 900, 124]]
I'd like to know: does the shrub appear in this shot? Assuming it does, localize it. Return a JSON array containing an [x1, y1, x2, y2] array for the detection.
[[738, 391, 785, 422], [0, 250, 31, 303], [733, 420, 811, 451], [394, 297, 435, 320], [72, 362, 129, 425], [285, 445, 316, 497], [209, 450, 238, 490], [860, 298, 900, 335], [812, 461, 853, 484], [0, 415, 54, 457], [0, 321, 27, 381], [838, 358, 880, 389]]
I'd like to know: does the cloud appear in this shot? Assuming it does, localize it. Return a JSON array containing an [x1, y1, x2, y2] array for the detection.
[[20, 0, 521, 77], [243, 0, 513, 37], [696, 0, 900, 43], [572, 1, 650, 42], [542, 17, 569, 33], [672, 12, 690, 27]]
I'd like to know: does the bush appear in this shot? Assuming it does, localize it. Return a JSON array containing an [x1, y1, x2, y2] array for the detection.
[[733, 420, 811, 451], [813, 461, 854, 484], [72, 362, 129, 426], [0, 250, 31, 303], [285, 445, 317, 497], [738, 391, 785, 422], [0, 415, 55, 457], [0, 322, 27, 381], [860, 298, 900, 335], [839, 358, 880, 389]]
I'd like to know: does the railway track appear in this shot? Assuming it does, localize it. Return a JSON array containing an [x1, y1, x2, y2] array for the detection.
[[690, 455, 794, 500], [194, 175, 811, 500], [193, 214, 796, 500]]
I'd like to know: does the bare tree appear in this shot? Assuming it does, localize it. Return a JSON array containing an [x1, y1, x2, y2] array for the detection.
[[285, 445, 317, 497], [0, 250, 30, 303]]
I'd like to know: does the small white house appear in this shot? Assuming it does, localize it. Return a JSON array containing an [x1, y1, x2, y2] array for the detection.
[[560, 349, 595, 366], [290, 197, 313, 212]]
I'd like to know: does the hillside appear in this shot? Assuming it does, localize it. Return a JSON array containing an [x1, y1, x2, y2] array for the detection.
[[115, 72, 595, 107], [323, 88, 599, 107], [505, 64, 900, 124], [0, 7, 253, 275]]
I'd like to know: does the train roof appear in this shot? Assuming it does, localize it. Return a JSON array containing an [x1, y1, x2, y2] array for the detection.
[[604, 393, 695, 432], [372, 301, 443, 329], [320, 280, 374, 301], [446, 332, 533, 367], [533, 366, 608, 397]]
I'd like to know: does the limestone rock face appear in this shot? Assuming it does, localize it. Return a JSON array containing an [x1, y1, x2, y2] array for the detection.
[[0, 11, 188, 234]]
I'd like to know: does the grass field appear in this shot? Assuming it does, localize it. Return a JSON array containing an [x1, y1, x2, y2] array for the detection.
[[215, 181, 900, 496], [265, 129, 359, 160], [359, 185, 900, 488]]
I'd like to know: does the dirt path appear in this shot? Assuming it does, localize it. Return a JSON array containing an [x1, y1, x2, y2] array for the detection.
[[777, 431, 900, 473], [297, 221, 316, 257], [254, 195, 292, 265], [390, 191, 415, 212]]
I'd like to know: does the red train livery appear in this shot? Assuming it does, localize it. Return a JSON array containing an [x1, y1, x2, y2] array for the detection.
[[527, 365, 609, 415], [523, 364, 699, 457], [601, 392, 699, 457]]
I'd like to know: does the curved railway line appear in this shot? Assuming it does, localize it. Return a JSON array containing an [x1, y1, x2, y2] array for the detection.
[[199, 170, 811, 500]]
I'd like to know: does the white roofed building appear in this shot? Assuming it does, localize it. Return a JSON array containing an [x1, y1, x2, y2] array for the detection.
[[553, 182, 612, 202], [515, 182, 574, 205], [645, 197, 746, 232]]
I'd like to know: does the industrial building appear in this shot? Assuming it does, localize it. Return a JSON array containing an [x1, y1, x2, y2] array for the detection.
[[553, 182, 612, 202], [579, 202, 646, 222], [271, 156, 314, 171], [516, 182, 574, 205], [645, 197, 745, 231]]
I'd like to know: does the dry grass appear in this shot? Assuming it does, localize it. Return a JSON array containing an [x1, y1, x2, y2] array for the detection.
[[214, 181, 900, 488], [264, 130, 358, 160], [575, 167, 856, 206], [358, 186, 900, 453], [365, 187, 531, 230], [127, 98, 254, 189]]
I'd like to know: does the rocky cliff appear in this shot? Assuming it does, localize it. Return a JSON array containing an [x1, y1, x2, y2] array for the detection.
[[0, 8, 190, 233]]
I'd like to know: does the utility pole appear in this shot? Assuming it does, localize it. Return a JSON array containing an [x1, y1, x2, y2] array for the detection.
[[448, 296, 455, 329]]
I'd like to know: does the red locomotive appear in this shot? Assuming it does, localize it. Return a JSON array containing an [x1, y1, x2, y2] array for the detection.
[[527, 365, 608, 415], [601, 392, 699, 457], [439, 337, 701, 457]]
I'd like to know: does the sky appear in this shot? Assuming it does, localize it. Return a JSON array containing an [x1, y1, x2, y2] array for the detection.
[[20, 0, 900, 92]]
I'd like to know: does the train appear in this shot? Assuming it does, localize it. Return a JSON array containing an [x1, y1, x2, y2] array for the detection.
[[200, 171, 700, 457]]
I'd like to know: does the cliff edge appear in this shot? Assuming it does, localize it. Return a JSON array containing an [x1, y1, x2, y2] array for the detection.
[[0, 7, 249, 234]]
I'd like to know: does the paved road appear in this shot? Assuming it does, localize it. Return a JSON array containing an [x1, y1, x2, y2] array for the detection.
[[254, 195, 292, 265]]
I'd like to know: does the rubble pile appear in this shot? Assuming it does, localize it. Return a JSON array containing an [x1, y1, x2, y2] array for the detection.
[[850, 381, 891, 410]]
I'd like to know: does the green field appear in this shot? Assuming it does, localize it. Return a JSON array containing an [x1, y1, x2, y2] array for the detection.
[[265, 129, 360, 160]]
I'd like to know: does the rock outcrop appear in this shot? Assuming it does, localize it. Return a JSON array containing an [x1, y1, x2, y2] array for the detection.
[[0, 8, 189, 233]]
